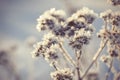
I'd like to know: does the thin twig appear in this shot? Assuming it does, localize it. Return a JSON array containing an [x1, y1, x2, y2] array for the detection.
[[81, 39, 108, 79], [75, 50, 82, 80], [58, 42, 76, 67]]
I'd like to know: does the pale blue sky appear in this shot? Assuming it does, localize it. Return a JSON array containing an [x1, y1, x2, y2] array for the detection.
[[0, 0, 119, 40]]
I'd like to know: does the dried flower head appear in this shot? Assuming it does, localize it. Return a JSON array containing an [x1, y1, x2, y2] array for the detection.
[[107, 31, 120, 46], [100, 10, 120, 27], [44, 44, 59, 64], [36, 8, 66, 32], [50, 68, 73, 80], [36, 14, 57, 31], [31, 33, 59, 58], [100, 9, 113, 21], [69, 28, 93, 50], [44, 8, 66, 22], [72, 7, 98, 24], [108, 48, 118, 57], [65, 18, 86, 37], [112, 11, 120, 26], [42, 33, 59, 46], [66, 17, 86, 29], [31, 42, 46, 58], [97, 28, 109, 39]]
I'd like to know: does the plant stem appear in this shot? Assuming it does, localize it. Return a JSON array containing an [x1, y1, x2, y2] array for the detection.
[[81, 39, 108, 79], [75, 50, 82, 80], [104, 20, 107, 30], [58, 42, 76, 67]]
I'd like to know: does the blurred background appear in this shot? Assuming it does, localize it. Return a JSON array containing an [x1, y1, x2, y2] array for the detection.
[[0, 0, 119, 80]]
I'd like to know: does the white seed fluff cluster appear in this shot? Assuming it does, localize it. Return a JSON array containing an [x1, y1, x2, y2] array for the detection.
[[44, 44, 60, 64], [69, 28, 93, 50], [98, 29, 120, 56], [100, 9, 113, 21], [36, 8, 66, 37], [65, 7, 97, 36], [99, 10, 120, 57], [50, 68, 73, 80], [71, 7, 98, 24], [32, 33, 59, 61], [113, 11, 120, 27], [64, 7, 97, 50]]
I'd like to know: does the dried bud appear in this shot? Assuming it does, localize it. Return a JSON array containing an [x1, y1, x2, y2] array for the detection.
[[109, 49, 118, 57], [100, 55, 111, 63]]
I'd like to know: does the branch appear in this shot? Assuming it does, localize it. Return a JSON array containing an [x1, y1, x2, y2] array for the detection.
[[58, 42, 76, 67], [75, 50, 82, 80], [81, 39, 108, 79]]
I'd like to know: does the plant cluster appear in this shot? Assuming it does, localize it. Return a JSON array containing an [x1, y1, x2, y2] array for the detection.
[[32, 0, 120, 80]]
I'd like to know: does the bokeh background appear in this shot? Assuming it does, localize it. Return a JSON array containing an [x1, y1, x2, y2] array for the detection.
[[0, 0, 119, 80]]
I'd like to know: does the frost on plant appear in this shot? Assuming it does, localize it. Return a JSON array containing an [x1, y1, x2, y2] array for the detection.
[[32, 2, 120, 80], [32, 7, 97, 80]]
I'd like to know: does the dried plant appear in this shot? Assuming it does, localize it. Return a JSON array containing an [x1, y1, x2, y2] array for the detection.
[[31, 0, 120, 80]]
